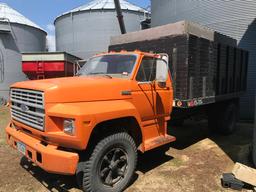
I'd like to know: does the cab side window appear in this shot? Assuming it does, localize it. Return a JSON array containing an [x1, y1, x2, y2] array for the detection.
[[136, 57, 156, 82]]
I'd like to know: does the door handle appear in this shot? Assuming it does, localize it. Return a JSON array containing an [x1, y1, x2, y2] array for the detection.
[[121, 90, 132, 95]]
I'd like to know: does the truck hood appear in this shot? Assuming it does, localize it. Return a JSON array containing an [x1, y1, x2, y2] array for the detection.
[[12, 76, 132, 103]]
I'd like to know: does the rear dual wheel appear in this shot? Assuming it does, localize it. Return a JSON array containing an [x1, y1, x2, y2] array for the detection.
[[208, 102, 238, 135], [77, 132, 137, 192]]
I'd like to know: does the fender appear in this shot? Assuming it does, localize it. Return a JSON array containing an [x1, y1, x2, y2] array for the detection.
[[46, 100, 143, 150]]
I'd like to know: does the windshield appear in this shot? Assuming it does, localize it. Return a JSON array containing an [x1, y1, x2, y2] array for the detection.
[[77, 54, 137, 79]]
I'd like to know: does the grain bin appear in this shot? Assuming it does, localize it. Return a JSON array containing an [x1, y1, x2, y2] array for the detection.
[[151, 0, 256, 120], [54, 0, 149, 60], [0, 3, 47, 104]]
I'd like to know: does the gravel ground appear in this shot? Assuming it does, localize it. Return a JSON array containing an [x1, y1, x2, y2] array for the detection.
[[0, 106, 254, 192]]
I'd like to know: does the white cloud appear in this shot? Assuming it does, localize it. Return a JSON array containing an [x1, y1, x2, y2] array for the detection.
[[47, 35, 56, 52]]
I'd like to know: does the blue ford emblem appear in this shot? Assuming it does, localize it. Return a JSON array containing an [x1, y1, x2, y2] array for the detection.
[[20, 104, 29, 112]]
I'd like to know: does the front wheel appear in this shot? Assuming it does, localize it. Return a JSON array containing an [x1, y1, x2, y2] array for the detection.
[[77, 132, 137, 192]]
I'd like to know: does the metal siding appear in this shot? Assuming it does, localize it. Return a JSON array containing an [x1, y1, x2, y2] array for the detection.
[[0, 22, 46, 103], [151, 0, 256, 120], [55, 10, 145, 59], [11, 23, 46, 52]]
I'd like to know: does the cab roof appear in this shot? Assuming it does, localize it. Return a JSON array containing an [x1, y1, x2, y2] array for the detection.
[[95, 50, 160, 58]]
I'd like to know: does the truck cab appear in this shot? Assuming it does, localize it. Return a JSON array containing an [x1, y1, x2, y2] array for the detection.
[[6, 51, 175, 192]]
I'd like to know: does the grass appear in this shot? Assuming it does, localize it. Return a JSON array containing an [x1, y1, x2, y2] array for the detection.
[[0, 106, 10, 145]]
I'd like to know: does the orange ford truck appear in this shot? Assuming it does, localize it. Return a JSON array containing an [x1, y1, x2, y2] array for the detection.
[[6, 51, 174, 192], [5, 21, 248, 192]]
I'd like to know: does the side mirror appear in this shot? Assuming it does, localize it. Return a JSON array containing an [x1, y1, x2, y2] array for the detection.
[[156, 55, 169, 83]]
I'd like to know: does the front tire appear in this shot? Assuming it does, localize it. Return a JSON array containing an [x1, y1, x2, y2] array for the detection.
[[78, 132, 137, 192]]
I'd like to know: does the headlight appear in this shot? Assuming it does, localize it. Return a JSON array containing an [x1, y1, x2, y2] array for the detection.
[[63, 119, 75, 135]]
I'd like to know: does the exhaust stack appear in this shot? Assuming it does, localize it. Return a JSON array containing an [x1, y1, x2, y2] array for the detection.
[[114, 0, 126, 34]]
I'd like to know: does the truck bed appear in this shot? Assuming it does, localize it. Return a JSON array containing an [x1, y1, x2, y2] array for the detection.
[[109, 21, 248, 108]]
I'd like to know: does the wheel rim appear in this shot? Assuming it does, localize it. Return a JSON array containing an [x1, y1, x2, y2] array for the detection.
[[98, 147, 128, 187]]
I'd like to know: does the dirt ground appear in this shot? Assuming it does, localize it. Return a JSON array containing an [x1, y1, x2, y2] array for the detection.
[[0, 106, 254, 192]]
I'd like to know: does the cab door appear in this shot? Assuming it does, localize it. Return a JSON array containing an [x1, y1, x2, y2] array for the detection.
[[131, 56, 171, 141], [131, 57, 155, 122], [154, 69, 173, 136]]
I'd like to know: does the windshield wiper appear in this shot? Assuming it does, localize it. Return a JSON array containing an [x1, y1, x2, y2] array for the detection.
[[87, 72, 112, 79]]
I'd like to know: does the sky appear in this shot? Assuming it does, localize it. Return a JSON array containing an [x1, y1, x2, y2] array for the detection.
[[0, 0, 150, 50]]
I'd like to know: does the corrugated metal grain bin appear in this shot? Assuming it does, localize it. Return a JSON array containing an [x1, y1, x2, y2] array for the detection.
[[0, 3, 46, 104], [54, 0, 149, 60], [109, 21, 248, 107], [151, 0, 255, 119]]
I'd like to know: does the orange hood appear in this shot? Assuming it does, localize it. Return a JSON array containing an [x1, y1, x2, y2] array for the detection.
[[12, 76, 133, 103]]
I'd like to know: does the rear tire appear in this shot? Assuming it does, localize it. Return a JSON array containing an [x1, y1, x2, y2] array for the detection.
[[77, 132, 137, 192], [208, 102, 238, 135], [220, 103, 238, 135]]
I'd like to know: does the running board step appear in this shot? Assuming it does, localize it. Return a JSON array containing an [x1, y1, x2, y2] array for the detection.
[[144, 135, 176, 151]]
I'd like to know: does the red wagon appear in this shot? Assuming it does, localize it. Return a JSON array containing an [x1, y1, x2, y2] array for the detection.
[[22, 52, 82, 80]]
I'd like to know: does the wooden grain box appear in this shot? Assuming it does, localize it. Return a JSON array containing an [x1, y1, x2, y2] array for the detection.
[[109, 20, 248, 106]]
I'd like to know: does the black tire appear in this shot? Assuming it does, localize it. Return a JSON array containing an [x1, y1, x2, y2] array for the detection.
[[208, 105, 219, 132], [208, 114, 218, 132], [77, 132, 137, 192], [208, 102, 238, 135]]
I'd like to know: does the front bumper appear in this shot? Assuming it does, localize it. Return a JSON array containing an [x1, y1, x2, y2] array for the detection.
[[6, 124, 79, 175]]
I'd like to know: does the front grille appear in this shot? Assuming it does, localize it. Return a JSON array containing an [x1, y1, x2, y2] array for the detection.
[[10, 88, 45, 131]]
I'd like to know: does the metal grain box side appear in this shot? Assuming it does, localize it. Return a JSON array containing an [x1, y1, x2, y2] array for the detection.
[[109, 35, 189, 99], [187, 35, 216, 99], [109, 21, 247, 108]]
